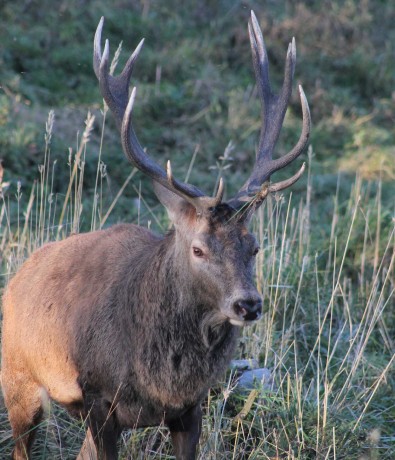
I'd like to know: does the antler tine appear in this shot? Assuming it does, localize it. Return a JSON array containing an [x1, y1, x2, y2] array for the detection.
[[248, 16, 270, 108], [93, 17, 104, 79], [269, 161, 306, 193], [94, 17, 144, 130], [250, 10, 296, 164], [166, 160, 224, 210], [269, 85, 311, 172], [95, 18, 224, 214], [253, 163, 307, 218], [227, 11, 310, 210]]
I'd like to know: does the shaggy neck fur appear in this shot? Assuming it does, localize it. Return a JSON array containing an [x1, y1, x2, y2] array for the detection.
[[75, 226, 239, 424]]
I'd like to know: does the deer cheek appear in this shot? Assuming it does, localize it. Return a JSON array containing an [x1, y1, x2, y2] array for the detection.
[[190, 254, 209, 271]]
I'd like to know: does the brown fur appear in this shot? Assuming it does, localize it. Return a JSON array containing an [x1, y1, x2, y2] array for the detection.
[[1, 197, 261, 459]]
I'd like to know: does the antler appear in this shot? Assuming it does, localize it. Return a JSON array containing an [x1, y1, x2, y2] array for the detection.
[[227, 11, 311, 210], [94, 17, 223, 212]]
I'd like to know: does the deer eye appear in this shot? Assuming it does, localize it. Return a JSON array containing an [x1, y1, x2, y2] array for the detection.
[[192, 247, 204, 258]]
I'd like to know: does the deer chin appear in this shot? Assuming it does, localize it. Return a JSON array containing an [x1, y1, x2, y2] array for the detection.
[[229, 318, 246, 327], [228, 317, 259, 327]]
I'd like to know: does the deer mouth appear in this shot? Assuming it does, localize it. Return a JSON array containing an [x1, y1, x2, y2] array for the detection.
[[228, 313, 262, 327], [229, 318, 247, 327]]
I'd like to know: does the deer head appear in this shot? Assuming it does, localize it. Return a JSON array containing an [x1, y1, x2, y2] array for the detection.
[[93, 11, 311, 325]]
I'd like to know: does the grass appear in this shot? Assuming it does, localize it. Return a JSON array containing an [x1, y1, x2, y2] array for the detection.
[[0, 107, 394, 458], [0, 1, 394, 458]]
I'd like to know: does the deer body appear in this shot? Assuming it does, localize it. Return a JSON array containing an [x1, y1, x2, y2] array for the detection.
[[1, 11, 310, 460], [2, 208, 251, 459], [2, 222, 238, 431]]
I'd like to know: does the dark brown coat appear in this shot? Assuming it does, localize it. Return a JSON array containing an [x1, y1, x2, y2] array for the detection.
[[2, 200, 261, 460]]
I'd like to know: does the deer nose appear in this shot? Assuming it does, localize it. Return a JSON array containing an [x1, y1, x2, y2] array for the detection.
[[233, 298, 262, 321]]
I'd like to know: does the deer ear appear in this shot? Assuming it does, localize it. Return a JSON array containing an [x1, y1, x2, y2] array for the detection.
[[153, 181, 197, 225]]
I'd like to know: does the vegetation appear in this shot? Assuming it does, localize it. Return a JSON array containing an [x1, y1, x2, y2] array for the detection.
[[0, 0, 394, 458]]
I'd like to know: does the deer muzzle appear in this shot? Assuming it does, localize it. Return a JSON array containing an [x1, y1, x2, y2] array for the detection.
[[230, 297, 262, 325]]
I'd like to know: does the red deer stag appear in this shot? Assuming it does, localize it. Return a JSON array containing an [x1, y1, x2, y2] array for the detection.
[[1, 11, 310, 460]]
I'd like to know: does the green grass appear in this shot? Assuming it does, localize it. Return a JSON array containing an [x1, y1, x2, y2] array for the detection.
[[1, 0, 394, 458]]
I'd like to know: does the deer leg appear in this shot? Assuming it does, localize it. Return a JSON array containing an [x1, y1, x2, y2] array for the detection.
[[2, 369, 44, 460], [81, 391, 120, 460], [168, 404, 202, 460]]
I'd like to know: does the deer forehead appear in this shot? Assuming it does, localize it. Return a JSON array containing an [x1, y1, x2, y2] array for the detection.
[[191, 223, 255, 252]]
